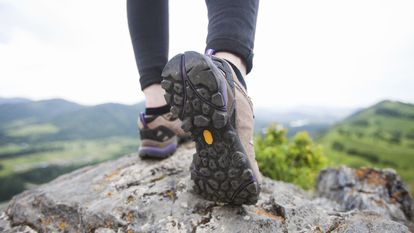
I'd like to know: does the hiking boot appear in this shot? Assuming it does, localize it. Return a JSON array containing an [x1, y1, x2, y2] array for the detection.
[[138, 112, 190, 159], [161, 51, 261, 205]]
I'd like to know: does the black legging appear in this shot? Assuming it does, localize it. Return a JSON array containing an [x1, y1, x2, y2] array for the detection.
[[127, 0, 259, 90]]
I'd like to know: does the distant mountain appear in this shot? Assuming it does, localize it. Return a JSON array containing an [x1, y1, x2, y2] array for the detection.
[[0, 98, 83, 124], [51, 103, 143, 140], [0, 98, 145, 144], [0, 97, 31, 105], [254, 106, 354, 137], [0, 97, 356, 144], [319, 100, 414, 194]]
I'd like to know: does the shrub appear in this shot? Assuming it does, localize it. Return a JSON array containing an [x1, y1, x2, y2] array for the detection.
[[390, 131, 401, 144], [406, 131, 414, 140], [351, 120, 369, 127], [331, 141, 345, 151], [255, 124, 327, 190]]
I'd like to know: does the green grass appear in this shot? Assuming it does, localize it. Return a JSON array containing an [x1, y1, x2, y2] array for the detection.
[[0, 144, 25, 156], [6, 124, 59, 137]]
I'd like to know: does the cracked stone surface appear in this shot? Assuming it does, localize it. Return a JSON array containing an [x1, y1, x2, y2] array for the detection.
[[317, 166, 414, 229], [0, 143, 412, 232]]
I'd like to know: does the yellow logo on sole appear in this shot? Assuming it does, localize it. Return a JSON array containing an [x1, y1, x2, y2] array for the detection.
[[203, 130, 213, 145]]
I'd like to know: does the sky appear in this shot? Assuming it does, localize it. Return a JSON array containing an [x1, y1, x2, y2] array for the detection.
[[0, 0, 413, 109]]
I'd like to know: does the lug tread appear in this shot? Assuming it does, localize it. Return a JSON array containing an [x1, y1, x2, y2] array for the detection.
[[161, 51, 260, 205]]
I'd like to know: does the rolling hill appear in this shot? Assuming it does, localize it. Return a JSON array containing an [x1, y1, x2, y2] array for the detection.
[[319, 100, 414, 194], [0, 97, 31, 105], [0, 98, 352, 144], [0, 99, 144, 144], [0, 98, 144, 202]]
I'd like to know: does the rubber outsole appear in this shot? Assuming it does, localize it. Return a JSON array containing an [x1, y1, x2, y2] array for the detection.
[[138, 143, 177, 159], [161, 51, 260, 205]]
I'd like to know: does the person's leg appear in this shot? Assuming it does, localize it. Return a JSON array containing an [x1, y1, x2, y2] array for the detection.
[[127, 0, 189, 159], [205, 0, 259, 76], [127, 0, 169, 108]]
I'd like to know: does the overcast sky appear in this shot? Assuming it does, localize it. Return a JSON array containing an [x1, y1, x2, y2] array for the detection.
[[1, 0, 413, 109]]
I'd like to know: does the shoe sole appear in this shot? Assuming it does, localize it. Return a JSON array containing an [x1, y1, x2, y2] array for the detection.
[[161, 51, 260, 205]]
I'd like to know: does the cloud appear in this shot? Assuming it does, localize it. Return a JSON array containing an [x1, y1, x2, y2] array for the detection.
[[0, 0, 413, 108], [0, 1, 66, 44], [249, 0, 414, 108]]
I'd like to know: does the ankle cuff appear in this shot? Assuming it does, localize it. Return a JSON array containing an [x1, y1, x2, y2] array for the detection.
[[145, 104, 170, 115]]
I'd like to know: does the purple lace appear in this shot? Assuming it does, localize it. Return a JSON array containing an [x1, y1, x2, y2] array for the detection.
[[205, 48, 215, 56], [139, 112, 147, 128]]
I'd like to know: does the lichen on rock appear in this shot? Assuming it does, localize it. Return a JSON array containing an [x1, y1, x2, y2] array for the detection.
[[317, 166, 414, 229]]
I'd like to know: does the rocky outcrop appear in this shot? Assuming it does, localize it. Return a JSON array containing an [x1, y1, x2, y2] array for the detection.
[[0, 143, 412, 232], [317, 166, 414, 227]]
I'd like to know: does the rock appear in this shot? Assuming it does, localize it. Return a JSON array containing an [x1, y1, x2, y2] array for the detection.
[[0, 212, 36, 233], [0, 143, 411, 232], [317, 166, 414, 226]]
